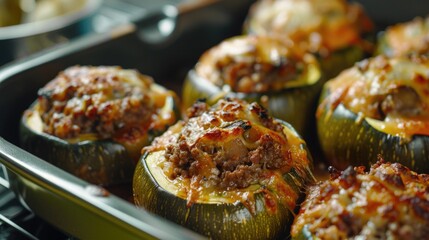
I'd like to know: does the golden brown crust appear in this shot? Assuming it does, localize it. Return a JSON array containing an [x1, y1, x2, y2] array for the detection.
[[291, 161, 429, 239], [383, 16, 429, 57], [145, 99, 313, 208], [34, 66, 176, 141], [318, 55, 429, 138], [195, 35, 319, 93], [245, 0, 373, 55]]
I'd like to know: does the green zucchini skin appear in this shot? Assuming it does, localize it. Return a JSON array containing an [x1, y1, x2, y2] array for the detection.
[[20, 94, 179, 186], [134, 155, 310, 240], [317, 45, 366, 81], [182, 45, 365, 137], [134, 158, 306, 240], [317, 103, 429, 172], [374, 31, 390, 57], [133, 120, 315, 239], [183, 70, 321, 137], [20, 120, 134, 185]]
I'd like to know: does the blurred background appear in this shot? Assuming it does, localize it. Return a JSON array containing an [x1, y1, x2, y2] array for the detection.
[[2, 0, 428, 67], [0, 0, 191, 67]]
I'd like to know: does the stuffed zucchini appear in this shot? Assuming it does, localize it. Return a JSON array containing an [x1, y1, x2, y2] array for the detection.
[[317, 55, 429, 172], [244, 0, 374, 80], [182, 35, 321, 135], [291, 161, 429, 239], [133, 98, 315, 239], [20, 66, 179, 186], [376, 16, 429, 57]]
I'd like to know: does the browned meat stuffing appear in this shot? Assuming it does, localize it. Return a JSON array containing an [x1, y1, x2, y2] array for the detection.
[[291, 161, 429, 239], [318, 55, 429, 138], [380, 16, 429, 57], [36, 66, 157, 140], [195, 35, 319, 93], [244, 0, 374, 55], [147, 98, 311, 191]]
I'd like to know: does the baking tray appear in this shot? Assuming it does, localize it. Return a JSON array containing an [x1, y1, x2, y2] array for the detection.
[[0, 0, 427, 239], [0, 0, 254, 239]]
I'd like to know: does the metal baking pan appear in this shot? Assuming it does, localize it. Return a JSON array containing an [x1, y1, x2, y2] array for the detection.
[[0, 0, 254, 239], [0, 0, 427, 239]]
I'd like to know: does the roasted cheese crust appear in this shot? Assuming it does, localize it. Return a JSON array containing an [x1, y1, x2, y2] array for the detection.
[[144, 99, 313, 210], [195, 35, 320, 93], [382, 16, 429, 57], [318, 55, 429, 138], [245, 0, 373, 55], [30, 66, 177, 141], [291, 161, 429, 239]]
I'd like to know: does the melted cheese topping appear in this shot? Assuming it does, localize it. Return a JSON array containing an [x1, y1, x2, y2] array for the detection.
[[195, 35, 320, 93], [319, 55, 429, 138], [383, 16, 429, 57], [145, 99, 313, 212], [291, 162, 429, 239], [26, 66, 177, 158], [246, 0, 373, 54]]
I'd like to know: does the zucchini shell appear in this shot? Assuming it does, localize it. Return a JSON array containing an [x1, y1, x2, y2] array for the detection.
[[182, 70, 321, 137], [317, 45, 367, 81], [134, 155, 305, 239], [20, 93, 179, 186], [374, 16, 429, 58], [20, 121, 134, 185], [182, 44, 365, 137], [133, 120, 314, 239], [374, 31, 390, 56], [317, 103, 429, 172]]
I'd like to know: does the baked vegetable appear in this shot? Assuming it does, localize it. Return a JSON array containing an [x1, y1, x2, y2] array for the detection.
[[244, 0, 374, 80], [376, 16, 429, 57], [182, 35, 321, 135], [20, 66, 179, 185], [291, 161, 429, 239], [133, 99, 315, 239], [317, 55, 429, 172]]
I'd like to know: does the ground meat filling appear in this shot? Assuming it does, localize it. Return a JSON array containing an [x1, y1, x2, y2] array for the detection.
[[214, 55, 302, 93], [318, 55, 429, 137], [37, 66, 155, 139], [245, 0, 374, 54], [323, 56, 429, 121], [195, 35, 318, 93], [163, 99, 291, 190], [383, 16, 429, 57], [291, 161, 429, 239]]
